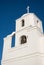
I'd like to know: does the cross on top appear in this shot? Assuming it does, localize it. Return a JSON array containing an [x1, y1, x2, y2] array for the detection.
[[26, 6, 30, 13]]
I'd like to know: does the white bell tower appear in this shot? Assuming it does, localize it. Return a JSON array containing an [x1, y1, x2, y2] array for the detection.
[[2, 6, 44, 65], [16, 6, 43, 47]]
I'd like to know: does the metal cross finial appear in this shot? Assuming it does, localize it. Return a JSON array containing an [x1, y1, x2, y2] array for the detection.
[[27, 6, 30, 13]]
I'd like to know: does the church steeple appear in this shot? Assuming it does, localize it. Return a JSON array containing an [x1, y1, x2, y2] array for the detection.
[[2, 5, 44, 65]]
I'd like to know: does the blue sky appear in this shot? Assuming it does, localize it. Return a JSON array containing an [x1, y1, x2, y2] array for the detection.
[[0, 0, 44, 65]]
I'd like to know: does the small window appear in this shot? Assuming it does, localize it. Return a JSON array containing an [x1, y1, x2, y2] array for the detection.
[[11, 34, 15, 47], [37, 20, 39, 23], [22, 19, 24, 27], [21, 35, 27, 44]]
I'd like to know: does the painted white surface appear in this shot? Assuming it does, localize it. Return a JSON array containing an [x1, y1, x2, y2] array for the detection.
[[1, 13, 44, 65]]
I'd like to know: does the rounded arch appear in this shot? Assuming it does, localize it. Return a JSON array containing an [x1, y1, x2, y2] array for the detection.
[[20, 35, 27, 44]]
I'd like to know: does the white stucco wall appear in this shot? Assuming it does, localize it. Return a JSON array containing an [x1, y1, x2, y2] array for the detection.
[[1, 13, 44, 65]]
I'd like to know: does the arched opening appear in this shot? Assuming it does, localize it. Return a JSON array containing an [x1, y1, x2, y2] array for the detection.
[[20, 35, 27, 44], [11, 34, 15, 47], [22, 19, 25, 27]]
